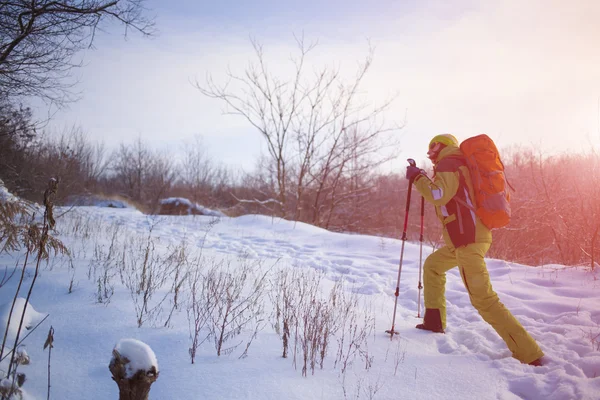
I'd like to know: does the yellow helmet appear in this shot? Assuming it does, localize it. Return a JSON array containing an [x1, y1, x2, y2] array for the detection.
[[429, 134, 459, 149]]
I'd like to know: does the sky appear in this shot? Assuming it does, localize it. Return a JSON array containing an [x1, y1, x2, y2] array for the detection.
[[34, 0, 600, 171], [0, 203, 599, 399]]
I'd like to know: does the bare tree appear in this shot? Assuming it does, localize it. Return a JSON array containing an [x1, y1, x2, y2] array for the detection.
[[0, 99, 39, 196], [307, 126, 398, 229], [112, 138, 147, 204], [110, 137, 175, 211], [488, 147, 600, 269], [23, 127, 113, 201], [196, 35, 401, 222], [554, 152, 600, 270], [179, 135, 227, 206], [74, 130, 113, 187], [144, 150, 176, 212], [0, 0, 155, 105]]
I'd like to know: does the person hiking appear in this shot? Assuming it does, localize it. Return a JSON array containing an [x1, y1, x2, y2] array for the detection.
[[405, 133, 544, 366]]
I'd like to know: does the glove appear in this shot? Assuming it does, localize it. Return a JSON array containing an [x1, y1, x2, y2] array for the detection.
[[406, 165, 425, 181]]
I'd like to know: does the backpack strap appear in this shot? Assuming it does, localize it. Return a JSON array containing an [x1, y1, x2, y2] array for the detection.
[[454, 166, 477, 213], [440, 156, 478, 213], [435, 155, 466, 173], [437, 156, 477, 245], [454, 195, 476, 212]]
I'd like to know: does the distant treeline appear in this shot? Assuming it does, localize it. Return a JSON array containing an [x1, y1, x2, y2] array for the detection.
[[1, 107, 598, 269]]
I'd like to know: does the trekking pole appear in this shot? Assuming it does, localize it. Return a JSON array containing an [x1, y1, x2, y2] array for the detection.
[[416, 196, 425, 318], [386, 158, 416, 337]]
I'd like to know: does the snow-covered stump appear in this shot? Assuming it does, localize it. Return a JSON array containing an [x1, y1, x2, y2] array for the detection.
[[109, 339, 159, 400]]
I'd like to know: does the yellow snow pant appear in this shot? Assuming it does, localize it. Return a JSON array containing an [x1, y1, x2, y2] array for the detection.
[[423, 243, 544, 364]]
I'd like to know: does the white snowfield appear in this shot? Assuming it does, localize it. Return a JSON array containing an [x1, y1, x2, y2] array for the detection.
[[0, 206, 599, 400]]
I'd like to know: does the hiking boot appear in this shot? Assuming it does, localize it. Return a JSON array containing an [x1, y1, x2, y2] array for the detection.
[[528, 358, 543, 367], [415, 308, 445, 333], [415, 323, 445, 333]]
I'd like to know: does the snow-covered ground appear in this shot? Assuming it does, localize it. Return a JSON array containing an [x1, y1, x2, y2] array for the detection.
[[1, 206, 599, 399]]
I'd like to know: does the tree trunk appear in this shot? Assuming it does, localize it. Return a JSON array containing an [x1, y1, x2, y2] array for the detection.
[[109, 350, 159, 400]]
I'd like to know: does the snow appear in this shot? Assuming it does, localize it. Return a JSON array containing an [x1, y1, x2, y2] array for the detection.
[[64, 195, 136, 209], [0, 180, 17, 204], [0, 205, 598, 399], [160, 197, 194, 207], [0, 379, 13, 389], [113, 339, 158, 378], [0, 298, 46, 343], [159, 197, 225, 217]]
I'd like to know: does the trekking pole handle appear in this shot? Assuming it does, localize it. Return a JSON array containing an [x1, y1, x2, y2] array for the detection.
[[407, 158, 416, 167]]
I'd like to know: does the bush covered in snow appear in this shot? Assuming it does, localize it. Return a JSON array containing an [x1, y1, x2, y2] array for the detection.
[[157, 197, 225, 217]]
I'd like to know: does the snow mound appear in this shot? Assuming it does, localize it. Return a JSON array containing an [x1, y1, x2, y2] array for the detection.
[[231, 214, 329, 235], [158, 197, 225, 217], [0, 298, 45, 341], [0, 179, 17, 205], [113, 339, 159, 378]]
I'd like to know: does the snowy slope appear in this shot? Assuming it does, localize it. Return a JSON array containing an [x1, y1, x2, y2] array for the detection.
[[0, 206, 598, 400]]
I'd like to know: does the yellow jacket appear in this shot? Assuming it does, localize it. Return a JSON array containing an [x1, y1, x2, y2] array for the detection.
[[414, 146, 492, 250]]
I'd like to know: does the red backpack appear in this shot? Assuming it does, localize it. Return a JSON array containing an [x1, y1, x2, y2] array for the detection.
[[459, 134, 512, 229]]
